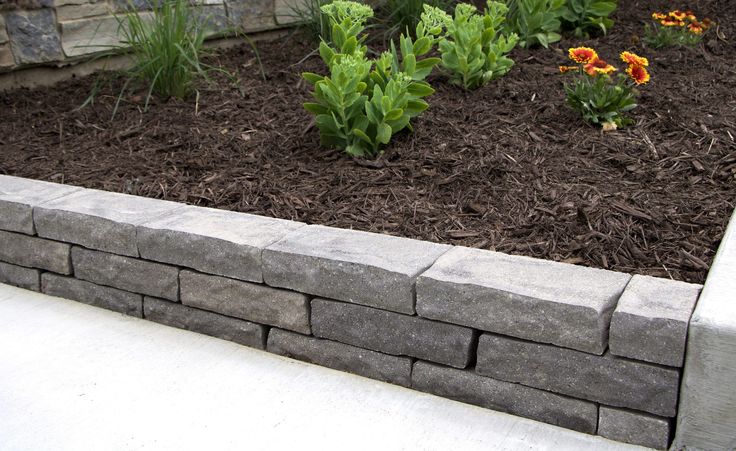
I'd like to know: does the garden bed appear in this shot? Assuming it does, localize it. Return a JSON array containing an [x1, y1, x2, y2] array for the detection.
[[1, 0, 734, 284]]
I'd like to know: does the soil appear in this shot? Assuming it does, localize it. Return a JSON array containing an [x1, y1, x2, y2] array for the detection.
[[1, 0, 734, 284]]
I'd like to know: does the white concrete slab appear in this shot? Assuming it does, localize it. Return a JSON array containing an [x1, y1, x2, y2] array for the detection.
[[0, 283, 647, 451]]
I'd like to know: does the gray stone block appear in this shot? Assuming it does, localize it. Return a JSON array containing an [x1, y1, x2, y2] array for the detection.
[[180, 270, 310, 334], [0, 15, 8, 45], [35, 188, 183, 257], [0, 230, 71, 274], [72, 247, 179, 301], [5, 10, 63, 64], [263, 225, 451, 315], [268, 328, 413, 387], [137, 205, 304, 283], [311, 299, 474, 368], [144, 297, 266, 349], [225, 0, 275, 32], [412, 361, 598, 434], [416, 246, 631, 354], [0, 261, 41, 291], [610, 275, 701, 367], [598, 406, 671, 450], [0, 175, 81, 234], [42, 273, 142, 317], [476, 334, 680, 417]]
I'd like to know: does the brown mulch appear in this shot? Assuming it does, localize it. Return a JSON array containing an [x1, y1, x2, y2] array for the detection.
[[1, 0, 734, 284]]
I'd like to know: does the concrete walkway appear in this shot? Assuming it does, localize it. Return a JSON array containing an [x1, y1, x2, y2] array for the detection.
[[0, 283, 647, 451]]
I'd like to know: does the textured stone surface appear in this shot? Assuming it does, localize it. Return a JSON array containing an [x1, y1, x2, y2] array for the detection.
[[61, 15, 148, 57], [72, 247, 179, 301], [42, 273, 143, 317], [0, 175, 81, 234], [138, 205, 303, 283], [311, 299, 474, 368], [0, 43, 13, 68], [476, 334, 680, 417], [674, 210, 736, 451], [274, 0, 307, 25], [57, 3, 110, 21], [0, 261, 41, 291], [112, 0, 154, 11], [0, 15, 8, 44], [412, 361, 598, 434], [0, 230, 71, 274], [5, 10, 63, 64], [598, 406, 671, 450], [268, 328, 413, 387], [226, 0, 275, 32], [192, 5, 229, 37], [610, 275, 701, 367], [264, 225, 451, 314], [144, 296, 266, 349], [416, 246, 630, 354], [35, 188, 182, 256], [180, 270, 310, 334]]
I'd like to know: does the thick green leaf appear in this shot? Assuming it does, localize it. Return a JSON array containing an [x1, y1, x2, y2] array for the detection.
[[302, 72, 324, 85], [304, 102, 328, 114], [376, 122, 392, 144]]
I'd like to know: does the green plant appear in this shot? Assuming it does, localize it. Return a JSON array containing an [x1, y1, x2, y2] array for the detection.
[[283, 0, 335, 43], [427, 1, 518, 90], [644, 10, 714, 48], [378, 0, 452, 40], [116, 0, 213, 103], [560, 0, 616, 37], [302, 0, 442, 157], [503, 0, 565, 48], [560, 47, 651, 129]]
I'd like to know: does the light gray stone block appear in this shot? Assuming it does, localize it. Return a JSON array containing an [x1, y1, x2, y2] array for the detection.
[[268, 329, 413, 387], [0, 43, 13, 69], [0, 15, 8, 45], [476, 334, 680, 417], [180, 270, 310, 334], [263, 225, 451, 314], [412, 361, 598, 434], [674, 211, 736, 451], [0, 230, 71, 274], [144, 297, 266, 349], [311, 299, 474, 368], [416, 246, 630, 354], [225, 0, 275, 32], [0, 261, 41, 291], [35, 188, 183, 257], [598, 406, 671, 450], [0, 175, 81, 234], [137, 205, 304, 283], [610, 275, 701, 367], [56, 3, 110, 21], [5, 10, 63, 64], [72, 247, 179, 301], [42, 273, 142, 317]]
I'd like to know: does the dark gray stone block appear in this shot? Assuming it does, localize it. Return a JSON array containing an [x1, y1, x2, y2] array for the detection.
[[476, 334, 680, 417], [267, 328, 413, 387], [610, 275, 701, 367], [72, 247, 179, 301], [180, 270, 310, 334], [0, 230, 71, 274], [311, 299, 475, 368], [5, 10, 63, 64], [598, 406, 671, 450], [42, 273, 142, 317], [144, 297, 266, 349], [412, 361, 599, 434], [263, 225, 451, 314], [0, 261, 41, 291], [416, 246, 631, 354], [0, 175, 81, 234]]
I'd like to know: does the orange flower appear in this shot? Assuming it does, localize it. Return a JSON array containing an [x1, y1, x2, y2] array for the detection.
[[684, 10, 697, 21], [626, 65, 650, 85], [569, 47, 598, 64], [620, 51, 649, 67], [651, 12, 667, 20], [559, 65, 579, 74], [584, 58, 617, 76], [669, 10, 687, 20], [688, 22, 704, 34], [701, 18, 713, 29], [660, 17, 685, 27]]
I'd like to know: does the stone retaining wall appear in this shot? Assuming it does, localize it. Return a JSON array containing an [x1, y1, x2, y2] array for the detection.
[[0, 174, 728, 450], [0, 0, 297, 73]]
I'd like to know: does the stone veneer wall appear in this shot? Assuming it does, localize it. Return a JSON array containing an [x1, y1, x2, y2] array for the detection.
[[0, 0, 297, 72], [0, 174, 711, 450]]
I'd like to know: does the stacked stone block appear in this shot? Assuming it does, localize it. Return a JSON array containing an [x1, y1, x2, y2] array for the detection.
[[0, 174, 705, 450]]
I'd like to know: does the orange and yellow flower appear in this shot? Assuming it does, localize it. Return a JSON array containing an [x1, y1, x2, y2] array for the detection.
[[669, 10, 687, 20], [660, 17, 685, 27], [688, 22, 704, 34], [584, 58, 617, 76], [652, 12, 667, 20], [701, 18, 713, 29], [559, 65, 579, 74], [684, 10, 697, 21], [620, 51, 649, 67], [569, 47, 598, 64], [626, 65, 650, 85]]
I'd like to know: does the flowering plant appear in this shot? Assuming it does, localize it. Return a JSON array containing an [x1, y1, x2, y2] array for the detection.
[[560, 47, 650, 129], [644, 9, 714, 48]]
